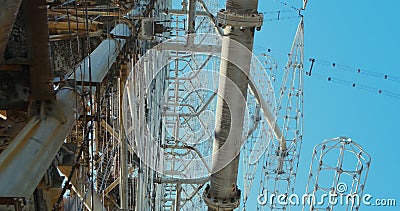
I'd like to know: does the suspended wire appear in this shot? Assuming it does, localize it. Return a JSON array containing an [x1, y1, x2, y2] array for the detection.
[[272, 0, 302, 12], [309, 58, 400, 83], [259, 9, 302, 22], [52, 122, 93, 210], [264, 14, 302, 22], [309, 72, 400, 100], [306, 58, 400, 100], [65, 1, 82, 137], [82, 0, 95, 208], [262, 9, 298, 15]]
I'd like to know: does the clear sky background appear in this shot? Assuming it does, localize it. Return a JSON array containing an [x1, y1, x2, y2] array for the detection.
[[244, 0, 400, 210]]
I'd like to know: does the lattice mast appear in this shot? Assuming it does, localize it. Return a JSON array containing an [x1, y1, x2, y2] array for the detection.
[[258, 18, 304, 211]]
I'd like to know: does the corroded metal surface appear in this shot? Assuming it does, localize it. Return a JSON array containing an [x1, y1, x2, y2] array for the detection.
[[0, 0, 23, 61], [23, 0, 54, 99]]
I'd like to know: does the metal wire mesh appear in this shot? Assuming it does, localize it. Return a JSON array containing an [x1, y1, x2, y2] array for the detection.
[[302, 137, 371, 211]]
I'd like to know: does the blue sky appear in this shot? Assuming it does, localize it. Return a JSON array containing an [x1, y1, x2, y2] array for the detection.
[[247, 0, 400, 210]]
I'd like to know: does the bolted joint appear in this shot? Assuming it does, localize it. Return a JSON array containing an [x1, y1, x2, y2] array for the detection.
[[217, 10, 263, 30], [202, 184, 241, 211]]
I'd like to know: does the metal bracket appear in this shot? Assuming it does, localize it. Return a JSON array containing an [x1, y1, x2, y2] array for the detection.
[[202, 184, 241, 210], [217, 10, 264, 29], [139, 18, 155, 40]]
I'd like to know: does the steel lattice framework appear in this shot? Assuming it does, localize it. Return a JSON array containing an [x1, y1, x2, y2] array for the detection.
[[124, 20, 223, 211], [123, 1, 306, 210], [0, 0, 377, 211], [123, 0, 280, 209], [256, 18, 304, 211]]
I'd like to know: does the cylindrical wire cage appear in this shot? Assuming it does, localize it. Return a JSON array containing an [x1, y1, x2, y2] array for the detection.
[[303, 137, 371, 211]]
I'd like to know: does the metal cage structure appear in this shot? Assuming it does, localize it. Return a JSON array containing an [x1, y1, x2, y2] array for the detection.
[[256, 18, 304, 211], [302, 137, 371, 211]]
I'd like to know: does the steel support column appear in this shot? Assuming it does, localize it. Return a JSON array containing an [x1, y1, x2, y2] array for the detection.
[[187, 0, 197, 34], [69, 24, 131, 83], [204, 0, 260, 210], [119, 74, 129, 210], [23, 0, 54, 99]]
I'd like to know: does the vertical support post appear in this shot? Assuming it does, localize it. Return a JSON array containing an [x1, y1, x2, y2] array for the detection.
[[187, 0, 197, 34], [203, 0, 261, 210], [175, 183, 182, 211], [119, 66, 129, 210], [23, 0, 54, 99], [136, 166, 143, 211]]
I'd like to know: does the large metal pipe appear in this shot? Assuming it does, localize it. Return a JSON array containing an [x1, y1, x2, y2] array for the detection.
[[0, 0, 23, 61], [205, 0, 259, 210], [248, 81, 285, 150], [69, 23, 131, 83], [0, 88, 83, 198]]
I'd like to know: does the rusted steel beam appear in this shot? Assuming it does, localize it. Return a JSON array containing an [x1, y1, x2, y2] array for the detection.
[[23, 0, 54, 100], [51, 8, 120, 17], [47, 10, 103, 25], [49, 30, 102, 42], [48, 21, 99, 31]]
